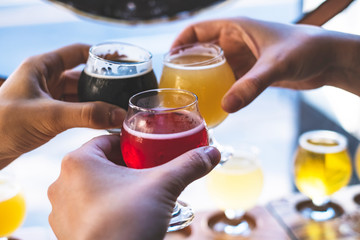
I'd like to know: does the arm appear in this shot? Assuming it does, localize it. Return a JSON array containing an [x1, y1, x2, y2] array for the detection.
[[172, 17, 360, 112]]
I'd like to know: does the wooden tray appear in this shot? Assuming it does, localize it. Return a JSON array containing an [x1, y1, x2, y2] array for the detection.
[[267, 185, 360, 240], [165, 206, 291, 240]]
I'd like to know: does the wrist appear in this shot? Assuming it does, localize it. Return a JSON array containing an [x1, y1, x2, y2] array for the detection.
[[330, 31, 360, 96]]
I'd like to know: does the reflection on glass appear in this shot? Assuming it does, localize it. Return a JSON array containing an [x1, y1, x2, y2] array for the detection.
[[294, 130, 352, 221], [0, 173, 26, 240], [159, 43, 236, 162], [206, 145, 263, 236], [120, 88, 209, 231]]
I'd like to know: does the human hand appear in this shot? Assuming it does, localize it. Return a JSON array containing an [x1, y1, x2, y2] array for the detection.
[[172, 17, 360, 112], [48, 134, 220, 240], [0, 44, 126, 168]]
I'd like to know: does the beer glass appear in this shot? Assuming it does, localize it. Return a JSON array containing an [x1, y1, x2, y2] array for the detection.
[[78, 41, 158, 132], [355, 142, 360, 183], [159, 43, 236, 162], [120, 88, 209, 231], [0, 173, 26, 239], [293, 130, 352, 221], [206, 145, 263, 236], [353, 142, 360, 205]]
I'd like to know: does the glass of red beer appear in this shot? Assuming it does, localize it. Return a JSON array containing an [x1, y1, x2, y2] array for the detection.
[[78, 41, 158, 132], [121, 88, 209, 231]]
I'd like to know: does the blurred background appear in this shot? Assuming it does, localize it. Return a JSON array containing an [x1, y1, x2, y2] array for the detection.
[[0, 0, 359, 239]]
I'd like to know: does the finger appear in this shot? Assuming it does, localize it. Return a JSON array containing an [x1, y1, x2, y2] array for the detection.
[[171, 26, 199, 48], [61, 70, 82, 96], [40, 44, 90, 81], [159, 146, 220, 195], [62, 94, 78, 102], [171, 20, 223, 48], [49, 70, 81, 100], [53, 43, 90, 71], [49, 101, 126, 131], [80, 134, 124, 165], [222, 59, 280, 113]]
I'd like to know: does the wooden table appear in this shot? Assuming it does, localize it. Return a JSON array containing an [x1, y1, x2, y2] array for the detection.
[[166, 185, 360, 240]]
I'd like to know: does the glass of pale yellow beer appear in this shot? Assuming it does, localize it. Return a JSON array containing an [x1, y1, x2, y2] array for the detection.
[[352, 142, 360, 205], [293, 130, 352, 221], [0, 172, 26, 239], [355, 143, 360, 183], [159, 43, 236, 162], [206, 144, 263, 236]]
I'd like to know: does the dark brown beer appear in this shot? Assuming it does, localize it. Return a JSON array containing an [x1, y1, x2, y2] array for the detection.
[[78, 69, 158, 109], [78, 42, 158, 110]]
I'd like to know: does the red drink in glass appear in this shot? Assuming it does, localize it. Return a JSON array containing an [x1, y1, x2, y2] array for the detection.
[[121, 111, 208, 169], [120, 88, 208, 231]]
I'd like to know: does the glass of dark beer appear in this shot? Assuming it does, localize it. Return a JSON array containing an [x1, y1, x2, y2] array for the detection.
[[78, 41, 158, 132]]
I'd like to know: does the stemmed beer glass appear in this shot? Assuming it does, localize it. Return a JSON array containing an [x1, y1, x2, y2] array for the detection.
[[0, 172, 26, 240], [120, 88, 209, 231], [159, 43, 236, 162], [206, 145, 263, 236], [293, 130, 352, 221], [352, 142, 360, 204], [78, 41, 158, 132]]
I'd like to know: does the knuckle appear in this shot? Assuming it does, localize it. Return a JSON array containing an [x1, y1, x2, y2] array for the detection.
[[81, 102, 109, 128], [185, 150, 211, 175]]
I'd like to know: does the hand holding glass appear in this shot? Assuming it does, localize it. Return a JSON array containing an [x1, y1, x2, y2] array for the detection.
[[159, 43, 236, 162], [120, 88, 209, 231]]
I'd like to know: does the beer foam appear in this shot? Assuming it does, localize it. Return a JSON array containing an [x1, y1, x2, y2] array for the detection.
[[123, 119, 206, 140], [0, 176, 20, 202], [164, 54, 226, 70], [299, 130, 347, 154], [84, 66, 152, 79], [216, 156, 260, 174]]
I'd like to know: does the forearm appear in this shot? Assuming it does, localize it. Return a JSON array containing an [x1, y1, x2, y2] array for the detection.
[[330, 31, 360, 96]]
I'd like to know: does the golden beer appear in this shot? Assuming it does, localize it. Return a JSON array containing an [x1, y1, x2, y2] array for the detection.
[[159, 44, 236, 128], [294, 130, 352, 204], [355, 143, 360, 179], [207, 156, 263, 211], [0, 174, 26, 237]]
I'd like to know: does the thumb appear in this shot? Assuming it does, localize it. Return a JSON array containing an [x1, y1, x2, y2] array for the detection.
[[159, 146, 221, 196], [222, 59, 279, 113], [50, 101, 126, 131]]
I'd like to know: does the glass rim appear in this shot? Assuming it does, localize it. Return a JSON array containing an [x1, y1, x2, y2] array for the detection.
[[89, 41, 153, 65], [128, 88, 198, 113], [299, 130, 348, 153], [163, 42, 224, 67]]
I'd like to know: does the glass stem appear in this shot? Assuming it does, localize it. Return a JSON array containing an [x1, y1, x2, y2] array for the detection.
[[312, 197, 330, 207], [208, 129, 233, 163], [225, 209, 245, 220]]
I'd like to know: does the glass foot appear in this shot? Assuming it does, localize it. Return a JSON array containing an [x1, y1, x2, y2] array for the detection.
[[106, 128, 121, 134], [295, 199, 344, 221], [206, 211, 256, 236], [168, 200, 194, 232]]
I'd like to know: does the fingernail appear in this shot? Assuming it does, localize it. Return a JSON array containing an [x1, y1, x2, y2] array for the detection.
[[204, 147, 221, 165], [110, 108, 126, 126]]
